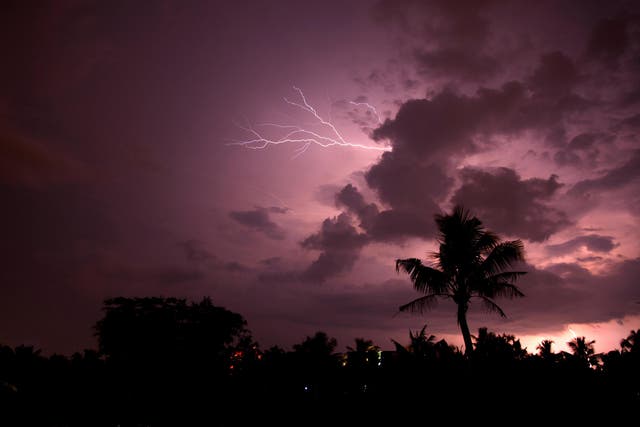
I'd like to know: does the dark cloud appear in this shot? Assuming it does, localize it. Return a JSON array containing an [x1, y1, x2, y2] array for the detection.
[[335, 184, 379, 229], [267, 206, 289, 214], [620, 89, 640, 108], [569, 150, 640, 197], [223, 261, 251, 273], [528, 51, 579, 98], [553, 149, 581, 167], [621, 113, 640, 128], [179, 240, 215, 263], [468, 258, 640, 335], [370, 69, 590, 169], [346, 259, 640, 340], [415, 48, 499, 82], [451, 167, 570, 241], [300, 213, 368, 283], [323, 50, 596, 267], [553, 132, 610, 167], [260, 257, 282, 267], [335, 183, 436, 241], [546, 234, 618, 255], [576, 256, 604, 263], [586, 14, 633, 66], [374, 0, 500, 82], [229, 206, 287, 240], [365, 83, 530, 231], [568, 133, 599, 150], [365, 152, 453, 208], [372, 83, 527, 157]]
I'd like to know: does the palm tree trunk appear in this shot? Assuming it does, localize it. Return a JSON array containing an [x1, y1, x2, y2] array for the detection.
[[457, 303, 474, 357]]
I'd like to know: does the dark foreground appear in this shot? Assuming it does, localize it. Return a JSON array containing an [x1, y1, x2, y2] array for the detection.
[[1, 297, 638, 425], [1, 349, 638, 426]]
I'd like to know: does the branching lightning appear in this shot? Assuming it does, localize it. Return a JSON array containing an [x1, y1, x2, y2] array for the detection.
[[229, 87, 390, 157], [349, 100, 383, 124]]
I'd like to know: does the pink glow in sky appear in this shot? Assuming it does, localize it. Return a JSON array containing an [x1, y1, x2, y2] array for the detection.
[[1, 0, 639, 355]]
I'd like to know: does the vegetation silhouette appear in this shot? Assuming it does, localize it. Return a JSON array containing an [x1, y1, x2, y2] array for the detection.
[[537, 339, 556, 363], [0, 304, 639, 424], [395, 205, 526, 356], [568, 335, 599, 368]]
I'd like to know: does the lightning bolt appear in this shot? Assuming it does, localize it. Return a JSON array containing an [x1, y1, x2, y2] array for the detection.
[[349, 100, 383, 124], [229, 87, 390, 158]]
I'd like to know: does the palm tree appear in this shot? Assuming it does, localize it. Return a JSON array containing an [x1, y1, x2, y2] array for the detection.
[[620, 329, 640, 354], [408, 325, 436, 356], [396, 206, 526, 357], [537, 339, 555, 362], [346, 338, 380, 369], [391, 324, 437, 358], [346, 338, 379, 354], [567, 336, 597, 368]]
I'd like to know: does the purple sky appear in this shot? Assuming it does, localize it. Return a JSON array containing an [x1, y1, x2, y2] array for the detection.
[[1, 0, 639, 355]]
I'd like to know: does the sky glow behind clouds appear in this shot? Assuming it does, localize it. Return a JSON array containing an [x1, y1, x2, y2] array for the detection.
[[0, 0, 639, 354]]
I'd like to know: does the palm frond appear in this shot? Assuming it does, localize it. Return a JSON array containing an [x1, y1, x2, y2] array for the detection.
[[490, 282, 525, 298], [480, 272, 526, 298], [399, 294, 447, 314], [487, 271, 527, 283], [480, 240, 525, 276], [476, 230, 499, 253], [396, 258, 447, 294], [474, 296, 507, 318], [391, 339, 409, 354]]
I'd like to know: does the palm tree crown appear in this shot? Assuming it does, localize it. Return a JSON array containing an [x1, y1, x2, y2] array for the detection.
[[396, 205, 526, 356], [537, 339, 555, 360], [621, 329, 640, 354]]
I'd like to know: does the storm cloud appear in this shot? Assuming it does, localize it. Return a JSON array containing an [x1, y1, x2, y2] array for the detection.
[[229, 206, 287, 240], [451, 167, 570, 242]]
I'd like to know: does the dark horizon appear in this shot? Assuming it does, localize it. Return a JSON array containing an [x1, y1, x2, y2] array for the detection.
[[1, 296, 638, 425]]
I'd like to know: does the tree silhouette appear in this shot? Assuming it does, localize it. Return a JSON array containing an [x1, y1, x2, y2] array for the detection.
[[567, 336, 598, 368], [392, 324, 437, 359], [537, 339, 555, 362], [473, 327, 527, 362], [346, 338, 379, 353], [346, 338, 380, 369], [95, 296, 249, 367], [93, 296, 253, 424], [396, 206, 526, 356], [620, 329, 640, 354], [293, 331, 337, 357]]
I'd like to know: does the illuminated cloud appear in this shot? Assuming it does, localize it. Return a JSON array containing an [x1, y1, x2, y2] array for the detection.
[[1, 0, 639, 355], [545, 234, 619, 255]]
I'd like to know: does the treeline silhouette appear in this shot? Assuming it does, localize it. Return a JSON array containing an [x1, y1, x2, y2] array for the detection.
[[0, 296, 638, 425]]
